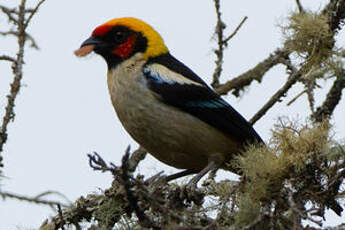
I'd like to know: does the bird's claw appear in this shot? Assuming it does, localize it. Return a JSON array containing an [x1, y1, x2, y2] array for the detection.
[[179, 183, 204, 205]]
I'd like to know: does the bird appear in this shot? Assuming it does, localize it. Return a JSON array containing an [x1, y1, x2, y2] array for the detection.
[[75, 17, 263, 187]]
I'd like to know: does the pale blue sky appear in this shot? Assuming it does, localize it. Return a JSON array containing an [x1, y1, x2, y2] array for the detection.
[[0, 0, 344, 228]]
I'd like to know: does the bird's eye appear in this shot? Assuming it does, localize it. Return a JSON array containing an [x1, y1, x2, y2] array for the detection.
[[115, 31, 126, 42]]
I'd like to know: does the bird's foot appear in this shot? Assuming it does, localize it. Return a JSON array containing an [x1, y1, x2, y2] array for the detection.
[[179, 182, 204, 205]]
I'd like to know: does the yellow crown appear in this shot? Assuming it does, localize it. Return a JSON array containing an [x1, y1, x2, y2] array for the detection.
[[98, 17, 169, 59]]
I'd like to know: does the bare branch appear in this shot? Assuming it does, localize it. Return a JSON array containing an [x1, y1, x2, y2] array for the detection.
[[24, 0, 46, 30], [295, 0, 305, 13], [0, 55, 16, 63], [0, 6, 18, 24], [250, 64, 301, 125], [0, 191, 68, 208], [0, 30, 39, 49], [286, 89, 307, 106], [215, 49, 289, 96], [223, 16, 248, 45]]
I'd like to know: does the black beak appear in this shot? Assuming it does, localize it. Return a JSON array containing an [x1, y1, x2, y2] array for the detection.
[[80, 36, 102, 48]]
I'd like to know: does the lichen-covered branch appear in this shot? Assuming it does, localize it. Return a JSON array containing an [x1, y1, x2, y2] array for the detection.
[[40, 121, 345, 229], [322, 0, 345, 32], [313, 72, 345, 122], [0, 0, 45, 166], [211, 0, 247, 88]]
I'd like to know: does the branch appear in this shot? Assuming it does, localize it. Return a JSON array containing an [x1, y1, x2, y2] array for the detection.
[[127, 146, 147, 173], [0, 30, 39, 49], [211, 0, 226, 88], [0, 6, 18, 24], [215, 49, 290, 96], [313, 72, 345, 122], [0, 55, 16, 63], [295, 0, 305, 13], [322, 0, 345, 32], [0, 191, 68, 208], [0, 0, 44, 161], [223, 16, 248, 45], [249, 62, 301, 125], [24, 0, 46, 30], [120, 148, 161, 230]]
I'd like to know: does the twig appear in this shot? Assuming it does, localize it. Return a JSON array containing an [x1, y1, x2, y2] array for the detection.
[[223, 16, 248, 45], [287, 89, 307, 106], [295, 0, 305, 13], [211, 0, 248, 89], [0, 55, 16, 63], [0, 0, 44, 159], [306, 80, 316, 113], [322, 0, 345, 32], [0, 191, 68, 208], [127, 146, 147, 172], [57, 204, 66, 230], [249, 66, 301, 125], [0, 6, 18, 24], [313, 73, 345, 122], [24, 0, 46, 30], [211, 0, 226, 88], [0, 30, 39, 49], [215, 49, 289, 96], [120, 147, 161, 230], [0, 0, 27, 154], [286, 185, 323, 227]]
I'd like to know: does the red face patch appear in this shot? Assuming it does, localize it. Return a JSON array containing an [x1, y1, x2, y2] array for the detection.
[[92, 25, 113, 36], [112, 35, 137, 59]]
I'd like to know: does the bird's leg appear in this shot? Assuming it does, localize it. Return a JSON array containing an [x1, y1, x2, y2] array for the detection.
[[186, 159, 220, 189], [145, 169, 198, 185], [165, 169, 199, 182], [179, 157, 221, 203]]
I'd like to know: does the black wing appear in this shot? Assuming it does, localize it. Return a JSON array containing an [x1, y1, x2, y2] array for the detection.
[[143, 53, 263, 144]]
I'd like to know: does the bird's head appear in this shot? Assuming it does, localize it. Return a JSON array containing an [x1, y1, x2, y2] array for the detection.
[[75, 17, 169, 68]]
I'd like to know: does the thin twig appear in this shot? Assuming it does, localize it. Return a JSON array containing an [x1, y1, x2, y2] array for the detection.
[[313, 73, 345, 122], [0, 55, 16, 63], [295, 0, 305, 13], [287, 185, 323, 227], [0, 6, 18, 24], [57, 204, 66, 230], [24, 0, 46, 30], [223, 16, 248, 45], [249, 67, 301, 125], [0, 191, 68, 208], [215, 49, 289, 96], [286, 89, 307, 106]]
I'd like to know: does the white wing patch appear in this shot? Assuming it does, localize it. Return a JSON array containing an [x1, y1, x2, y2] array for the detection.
[[143, 63, 203, 86]]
